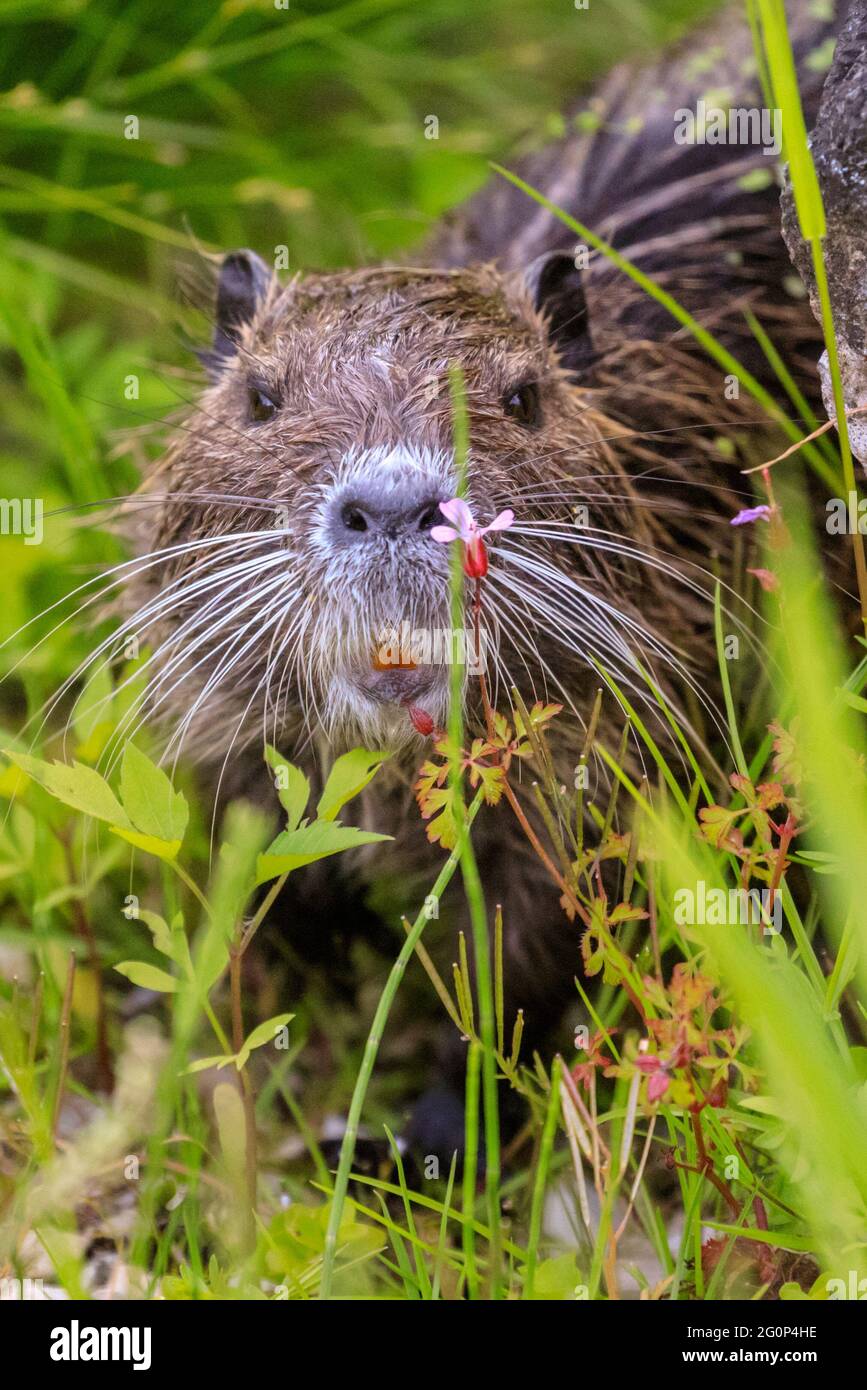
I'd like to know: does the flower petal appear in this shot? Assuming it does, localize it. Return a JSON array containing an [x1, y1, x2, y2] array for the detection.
[[430, 525, 459, 544], [438, 497, 475, 540], [730, 504, 772, 526], [481, 508, 515, 535], [634, 1055, 661, 1075], [647, 1072, 670, 1102], [747, 566, 779, 593]]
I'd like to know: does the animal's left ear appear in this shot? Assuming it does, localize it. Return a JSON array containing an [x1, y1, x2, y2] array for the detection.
[[525, 251, 595, 376], [205, 249, 274, 374]]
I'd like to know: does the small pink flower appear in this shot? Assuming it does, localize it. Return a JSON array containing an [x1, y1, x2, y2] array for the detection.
[[431, 498, 514, 579], [635, 1052, 671, 1102], [747, 566, 779, 593], [730, 504, 772, 527], [647, 1071, 671, 1103]]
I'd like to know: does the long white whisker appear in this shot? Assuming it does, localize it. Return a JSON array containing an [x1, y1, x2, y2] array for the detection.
[[112, 573, 298, 774], [97, 562, 295, 773], [41, 542, 291, 756]]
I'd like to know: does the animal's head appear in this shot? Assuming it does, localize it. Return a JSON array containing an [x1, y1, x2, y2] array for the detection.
[[129, 249, 675, 766]]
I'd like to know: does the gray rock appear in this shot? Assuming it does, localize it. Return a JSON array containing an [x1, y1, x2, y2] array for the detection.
[[781, 0, 867, 464]]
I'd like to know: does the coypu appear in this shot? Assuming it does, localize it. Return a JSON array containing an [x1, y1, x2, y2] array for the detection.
[[124, 1, 846, 1156]]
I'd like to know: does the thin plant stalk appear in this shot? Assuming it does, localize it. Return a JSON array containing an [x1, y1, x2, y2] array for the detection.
[[523, 1055, 561, 1298], [462, 1041, 482, 1300], [447, 363, 503, 1298], [319, 789, 485, 1298]]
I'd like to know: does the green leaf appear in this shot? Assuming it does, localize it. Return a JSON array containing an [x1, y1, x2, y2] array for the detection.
[[794, 850, 842, 875], [316, 748, 389, 822], [236, 1012, 294, 1069], [523, 1252, 583, 1301], [136, 909, 174, 957], [778, 1282, 812, 1301], [172, 915, 195, 982], [756, 0, 825, 241], [114, 960, 178, 992], [110, 826, 182, 861], [33, 885, 86, 912], [136, 908, 190, 968], [841, 688, 867, 715], [704, 1221, 815, 1253], [264, 745, 309, 830], [186, 1054, 236, 1074], [256, 821, 391, 885], [849, 1047, 867, 1084], [119, 742, 188, 844], [418, 786, 458, 849], [608, 903, 648, 926], [4, 749, 132, 828], [737, 167, 775, 194]]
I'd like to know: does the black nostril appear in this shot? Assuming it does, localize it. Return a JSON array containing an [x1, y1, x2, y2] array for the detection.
[[335, 490, 445, 542], [342, 505, 369, 533]]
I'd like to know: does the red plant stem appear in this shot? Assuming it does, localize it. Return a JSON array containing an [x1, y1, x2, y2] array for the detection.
[[690, 1110, 740, 1216], [768, 816, 795, 899], [500, 777, 588, 920], [754, 812, 796, 943], [473, 579, 496, 743]]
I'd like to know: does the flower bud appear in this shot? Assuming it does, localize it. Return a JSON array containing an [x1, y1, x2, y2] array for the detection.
[[463, 535, 488, 579], [407, 703, 434, 737]]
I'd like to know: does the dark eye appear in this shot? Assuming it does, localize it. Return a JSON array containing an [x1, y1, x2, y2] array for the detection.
[[248, 386, 278, 423], [503, 381, 541, 429]]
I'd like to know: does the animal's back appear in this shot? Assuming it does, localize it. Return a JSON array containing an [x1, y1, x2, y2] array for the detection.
[[430, 1, 841, 383]]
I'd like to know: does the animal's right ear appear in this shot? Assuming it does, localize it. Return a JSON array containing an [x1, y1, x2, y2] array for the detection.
[[525, 251, 595, 377], [204, 249, 273, 374]]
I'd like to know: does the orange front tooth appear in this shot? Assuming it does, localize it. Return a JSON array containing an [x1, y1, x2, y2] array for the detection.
[[371, 655, 417, 671]]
